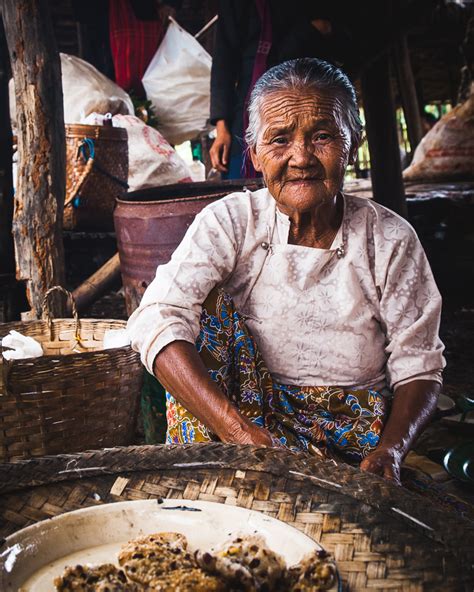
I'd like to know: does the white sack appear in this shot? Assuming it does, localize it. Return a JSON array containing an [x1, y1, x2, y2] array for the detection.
[[113, 114, 192, 191], [9, 53, 134, 126], [142, 18, 212, 145], [403, 85, 474, 182]]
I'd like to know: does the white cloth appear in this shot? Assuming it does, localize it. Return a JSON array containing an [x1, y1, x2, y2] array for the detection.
[[127, 188, 445, 391], [1, 330, 43, 360], [102, 329, 130, 350]]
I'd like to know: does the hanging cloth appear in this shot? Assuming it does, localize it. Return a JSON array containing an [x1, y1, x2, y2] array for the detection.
[[109, 0, 165, 97], [242, 0, 272, 178]]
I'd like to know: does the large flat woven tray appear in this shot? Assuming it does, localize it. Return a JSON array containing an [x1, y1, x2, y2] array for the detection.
[[1, 444, 473, 591]]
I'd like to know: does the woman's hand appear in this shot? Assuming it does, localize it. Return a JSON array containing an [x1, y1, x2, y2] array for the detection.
[[223, 417, 273, 447], [210, 120, 232, 172], [156, 2, 177, 23], [154, 341, 274, 448], [360, 380, 441, 487], [360, 447, 402, 485]]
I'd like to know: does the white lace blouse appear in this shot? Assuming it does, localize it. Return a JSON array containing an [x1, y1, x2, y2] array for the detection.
[[127, 188, 445, 391]]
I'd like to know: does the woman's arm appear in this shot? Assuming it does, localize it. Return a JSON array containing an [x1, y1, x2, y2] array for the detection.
[[364, 215, 445, 484], [154, 340, 273, 446], [210, 120, 232, 173], [127, 194, 271, 444], [209, 1, 242, 172], [128, 202, 243, 376], [360, 379, 440, 484]]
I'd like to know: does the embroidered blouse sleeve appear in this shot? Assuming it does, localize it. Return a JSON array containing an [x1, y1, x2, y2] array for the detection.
[[127, 201, 240, 374], [377, 219, 446, 390]]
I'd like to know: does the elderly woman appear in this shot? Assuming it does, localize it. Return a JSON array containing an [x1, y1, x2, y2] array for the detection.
[[128, 58, 445, 484]]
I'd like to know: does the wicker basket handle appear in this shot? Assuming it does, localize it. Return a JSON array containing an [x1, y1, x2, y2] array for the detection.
[[42, 286, 81, 344]]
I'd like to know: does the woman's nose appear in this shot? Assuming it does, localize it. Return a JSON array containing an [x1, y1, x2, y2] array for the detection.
[[290, 139, 318, 167]]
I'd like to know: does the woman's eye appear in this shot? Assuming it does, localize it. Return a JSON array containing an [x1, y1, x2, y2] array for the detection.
[[315, 133, 331, 142], [271, 137, 287, 145]]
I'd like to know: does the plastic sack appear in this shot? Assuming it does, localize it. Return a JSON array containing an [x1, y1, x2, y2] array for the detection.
[[9, 53, 134, 126], [403, 85, 474, 182], [142, 18, 212, 145], [113, 114, 192, 191]]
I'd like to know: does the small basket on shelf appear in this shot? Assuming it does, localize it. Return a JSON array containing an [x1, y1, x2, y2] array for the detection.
[[0, 286, 142, 461], [64, 123, 128, 231]]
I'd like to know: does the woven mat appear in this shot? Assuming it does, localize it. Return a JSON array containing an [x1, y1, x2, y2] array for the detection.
[[1, 444, 473, 591]]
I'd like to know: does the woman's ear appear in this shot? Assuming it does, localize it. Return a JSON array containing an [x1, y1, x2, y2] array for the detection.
[[249, 146, 262, 172]]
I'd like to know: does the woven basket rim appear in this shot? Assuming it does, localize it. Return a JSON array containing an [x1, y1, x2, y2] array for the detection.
[[1, 318, 127, 326], [2, 444, 473, 590], [65, 123, 128, 140], [1, 344, 136, 364], [1, 444, 473, 543], [0, 318, 132, 363]]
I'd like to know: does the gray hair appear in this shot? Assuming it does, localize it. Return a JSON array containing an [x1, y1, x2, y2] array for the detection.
[[245, 58, 363, 149]]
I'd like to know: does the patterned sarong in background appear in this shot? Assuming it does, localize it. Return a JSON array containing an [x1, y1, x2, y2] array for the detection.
[[166, 290, 387, 461]]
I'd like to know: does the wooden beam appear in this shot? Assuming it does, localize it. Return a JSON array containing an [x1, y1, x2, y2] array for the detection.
[[72, 252, 121, 314], [1, 0, 66, 319], [360, 52, 407, 218], [393, 33, 424, 152]]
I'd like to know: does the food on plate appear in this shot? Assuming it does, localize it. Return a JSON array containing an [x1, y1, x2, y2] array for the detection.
[[54, 531, 336, 591], [287, 550, 337, 591], [195, 534, 285, 590], [119, 532, 187, 551], [117, 532, 195, 585], [53, 563, 137, 591], [148, 568, 226, 591]]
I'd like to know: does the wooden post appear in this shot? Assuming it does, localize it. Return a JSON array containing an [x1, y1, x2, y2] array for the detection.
[[0, 17, 13, 277], [360, 52, 407, 218], [0, 17, 21, 321], [1, 0, 66, 318], [457, 15, 474, 105], [393, 34, 424, 152]]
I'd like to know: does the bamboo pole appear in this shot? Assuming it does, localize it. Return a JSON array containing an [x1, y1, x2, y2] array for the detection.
[[393, 33, 424, 153], [72, 253, 121, 314]]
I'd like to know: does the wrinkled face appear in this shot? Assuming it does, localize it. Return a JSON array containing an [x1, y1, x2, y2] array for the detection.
[[250, 89, 356, 216]]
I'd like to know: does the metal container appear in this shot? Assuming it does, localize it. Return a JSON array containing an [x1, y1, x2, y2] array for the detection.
[[114, 179, 263, 314]]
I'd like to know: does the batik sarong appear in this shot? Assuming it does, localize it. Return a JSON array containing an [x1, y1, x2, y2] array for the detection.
[[166, 290, 387, 461]]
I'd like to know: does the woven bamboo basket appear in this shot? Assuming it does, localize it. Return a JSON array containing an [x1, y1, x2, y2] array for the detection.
[[0, 287, 142, 461], [64, 123, 128, 231], [0, 444, 473, 591]]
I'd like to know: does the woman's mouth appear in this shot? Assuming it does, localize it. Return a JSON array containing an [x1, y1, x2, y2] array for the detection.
[[286, 178, 321, 185]]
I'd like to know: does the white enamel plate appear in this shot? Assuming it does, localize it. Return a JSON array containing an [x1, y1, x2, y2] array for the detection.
[[0, 498, 335, 591]]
